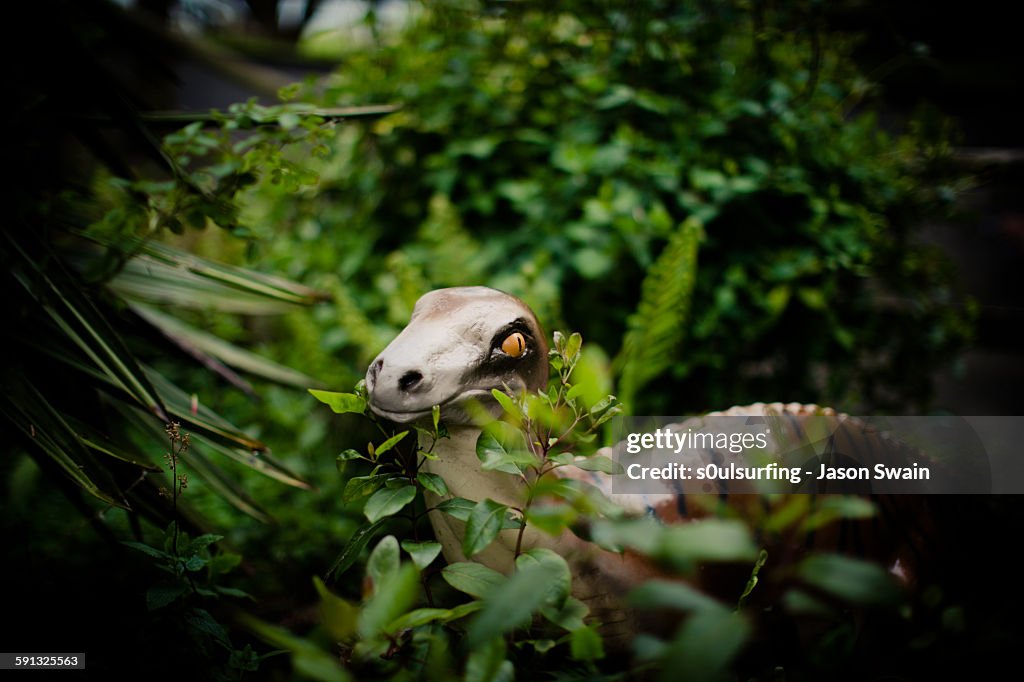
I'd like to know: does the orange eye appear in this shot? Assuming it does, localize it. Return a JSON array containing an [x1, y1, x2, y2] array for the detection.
[[501, 332, 526, 357]]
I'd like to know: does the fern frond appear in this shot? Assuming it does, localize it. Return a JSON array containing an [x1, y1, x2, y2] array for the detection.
[[614, 217, 702, 411]]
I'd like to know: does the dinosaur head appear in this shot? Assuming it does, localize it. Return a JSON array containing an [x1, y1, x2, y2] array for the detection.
[[365, 287, 549, 425]]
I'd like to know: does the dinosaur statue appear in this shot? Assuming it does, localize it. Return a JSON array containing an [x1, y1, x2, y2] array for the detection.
[[363, 286, 935, 643]]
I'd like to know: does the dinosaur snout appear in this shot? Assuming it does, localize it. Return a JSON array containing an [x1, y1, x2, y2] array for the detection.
[[366, 358, 434, 398]]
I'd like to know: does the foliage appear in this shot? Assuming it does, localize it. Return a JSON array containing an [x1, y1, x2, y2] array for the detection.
[[615, 217, 701, 409], [1, 9, 356, 520], [1, 1, 382, 677], [239, 0, 974, 415], [293, 331, 951, 681], [1, 1, 998, 680]]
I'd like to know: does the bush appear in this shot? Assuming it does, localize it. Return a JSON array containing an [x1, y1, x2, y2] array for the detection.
[[242, 0, 974, 415]]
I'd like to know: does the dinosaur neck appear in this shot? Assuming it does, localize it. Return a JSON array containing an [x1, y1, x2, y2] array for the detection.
[[419, 426, 536, 573], [421, 426, 529, 506], [417, 425, 653, 642]]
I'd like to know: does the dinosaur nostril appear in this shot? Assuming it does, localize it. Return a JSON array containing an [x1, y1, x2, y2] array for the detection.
[[367, 359, 383, 387], [398, 370, 424, 392]]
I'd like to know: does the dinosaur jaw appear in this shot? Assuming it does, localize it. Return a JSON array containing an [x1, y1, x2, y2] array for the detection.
[[367, 388, 499, 425]]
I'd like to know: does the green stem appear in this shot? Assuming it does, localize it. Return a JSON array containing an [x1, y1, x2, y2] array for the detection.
[[171, 440, 179, 557]]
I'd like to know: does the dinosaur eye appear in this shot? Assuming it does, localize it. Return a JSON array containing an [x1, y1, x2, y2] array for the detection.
[[500, 332, 526, 357]]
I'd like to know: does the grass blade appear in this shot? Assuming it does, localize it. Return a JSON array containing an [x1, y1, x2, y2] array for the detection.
[[115, 403, 274, 522], [0, 384, 126, 508], [137, 240, 329, 306], [33, 338, 311, 489], [7, 235, 168, 420], [132, 303, 319, 388]]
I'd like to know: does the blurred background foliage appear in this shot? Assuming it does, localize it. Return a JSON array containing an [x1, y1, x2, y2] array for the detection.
[[241, 0, 976, 415], [1, 0, 1021, 679]]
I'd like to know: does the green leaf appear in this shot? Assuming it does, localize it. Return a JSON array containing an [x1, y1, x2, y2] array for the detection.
[[239, 612, 350, 682], [336, 449, 362, 472], [614, 217, 701, 410], [358, 563, 421, 639], [387, 603, 481, 633], [529, 639, 558, 653], [313, 576, 358, 641], [435, 497, 475, 521], [8, 238, 168, 420], [801, 496, 876, 532], [401, 540, 443, 569], [417, 471, 449, 497], [781, 589, 834, 617], [572, 454, 624, 474], [188, 534, 224, 554], [441, 562, 505, 599], [525, 504, 578, 536], [186, 608, 231, 646], [490, 389, 524, 423], [132, 303, 317, 388], [123, 541, 171, 561], [308, 390, 366, 415], [548, 452, 575, 466], [213, 586, 253, 600], [364, 485, 417, 523], [326, 519, 388, 579], [798, 287, 827, 311], [107, 240, 328, 310], [564, 332, 583, 363], [566, 384, 586, 401], [465, 637, 514, 682], [367, 535, 401, 591], [343, 474, 387, 503], [514, 548, 572, 606], [570, 624, 605, 661], [146, 585, 188, 611], [541, 596, 589, 632], [462, 499, 509, 557], [337, 449, 363, 461], [468, 561, 561, 647], [373, 430, 409, 457], [446, 601, 483, 621], [0, 386, 125, 507], [476, 423, 535, 474], [591, 404, 623, 429], [501, 509, 525, 530], [590, 517, 664, 555], [386, 607, 454, 633], [797, 554, 900, 605], [657, 609, 751, 682], [629, 580, 727, 613], [656, 520, 758, 571]]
